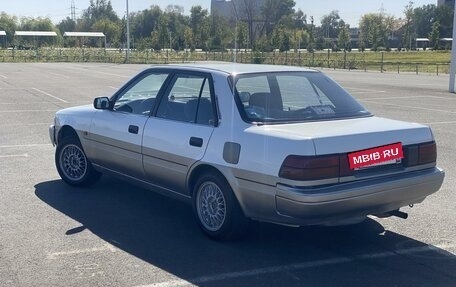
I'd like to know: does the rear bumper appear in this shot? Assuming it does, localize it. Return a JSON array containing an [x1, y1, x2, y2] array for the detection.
[[235, 167, 445, 226]]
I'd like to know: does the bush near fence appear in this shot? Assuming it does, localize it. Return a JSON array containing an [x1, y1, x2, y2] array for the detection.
[[0, 48, 451, 75]]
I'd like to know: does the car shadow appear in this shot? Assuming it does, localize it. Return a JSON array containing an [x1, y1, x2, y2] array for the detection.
[[35, 176, 456, 287]]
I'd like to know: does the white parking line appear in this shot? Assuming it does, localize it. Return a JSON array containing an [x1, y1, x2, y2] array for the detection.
[[0, 102, 87, 105], [359, 95, 456, 101], [0, 154, 28, 158], [0, 144, 51, 148], [47, 244, 116, 260], [108, 86, 118, 90], [426, 96, 456, 100], [0, 102, 56, 105], [0, 73, 8, 79], [31, 88, 68, 103], [350, 91, 388, 95], [63, 65, 131, 78], [0, 122, 50, 127], [47, 72, 71, 79], [359, 96, 430, 100], [423, 121, 456, 125], [134, 244, 456, 287], [89, 70, 130, 78], [345, 87, 386, 93], [362, 100, 456, 114], [0, 109, 57, 113]]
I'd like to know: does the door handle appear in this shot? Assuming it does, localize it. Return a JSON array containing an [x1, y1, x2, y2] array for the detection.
[[189, 137, 203, 147], [128, 125, 139, 134]]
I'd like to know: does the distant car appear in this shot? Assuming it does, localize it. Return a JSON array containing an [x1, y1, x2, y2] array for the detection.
[[49, 63, 445, 240]]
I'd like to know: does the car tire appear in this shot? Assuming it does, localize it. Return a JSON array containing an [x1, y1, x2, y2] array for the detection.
[[193, 172, 248, 240], [55, 136, 101, 187]]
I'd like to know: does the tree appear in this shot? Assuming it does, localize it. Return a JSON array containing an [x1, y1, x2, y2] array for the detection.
[[359, 13, 394, 51], [80, 0, 120, 31], [231, 0, 260, 49], [412, 4, 436, 38], [429, 21, 440, 50], [0, 12, 18, 47], [261, 0, 296, 37], [190, 6, 209, 49], [234, 21, 249, 49], [57, 17, 76, 35], [207, 13, 230, 50], [271, 25, 291, 51], [402, 1, 414, 50], [163, 5, 187, 50], [293, 9, 306, 29], [255, 35, 272, 52], [321, 10, 341, 39], [130, 6, 162, 44], [294, 29, 309, 50], [92, 18, 120, 46], [337, 24, 350, 51], [149, 12, 167, 50], [183, 26, 194, 49], [57, 17, 77, 47], [435, 5, 454, 38]]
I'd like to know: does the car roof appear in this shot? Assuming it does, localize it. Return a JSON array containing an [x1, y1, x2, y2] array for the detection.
[[151, 62, 318, 76]]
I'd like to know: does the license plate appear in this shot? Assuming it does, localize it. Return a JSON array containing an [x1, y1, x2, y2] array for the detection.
[[348, 143, 404, 170], [355, 158, 402, 170]]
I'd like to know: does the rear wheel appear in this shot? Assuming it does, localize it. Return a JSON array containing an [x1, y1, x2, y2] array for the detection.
[[55, 136, 101, 186], [193, 172, 248, 240]]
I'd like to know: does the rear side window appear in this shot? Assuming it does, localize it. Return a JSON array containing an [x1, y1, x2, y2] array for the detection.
[[156, 74, 216, 126], [277, 75, 334, 109], [234, 72, 370, 124]]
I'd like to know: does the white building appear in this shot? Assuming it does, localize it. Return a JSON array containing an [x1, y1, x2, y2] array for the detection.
[[211, 0, 264, 21], [438, 0, 454, 7]]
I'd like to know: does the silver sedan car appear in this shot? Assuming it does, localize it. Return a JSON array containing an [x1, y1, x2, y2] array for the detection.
[[49, 63, 445, 240]]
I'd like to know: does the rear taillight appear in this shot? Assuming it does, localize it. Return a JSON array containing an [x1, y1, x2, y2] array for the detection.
[[404, 142, 437, 167], [339, 153, 353, 177], [279, 154, 354, 181]]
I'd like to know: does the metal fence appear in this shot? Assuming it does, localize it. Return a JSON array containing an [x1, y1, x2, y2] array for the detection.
[[0, 48, 451, 75]]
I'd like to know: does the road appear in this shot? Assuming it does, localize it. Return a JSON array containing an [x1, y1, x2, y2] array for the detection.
[[0, 63, 455, 287]]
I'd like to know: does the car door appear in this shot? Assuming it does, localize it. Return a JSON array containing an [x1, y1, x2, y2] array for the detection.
[[142, 72, 217, 194], [87, 71, 171, 179]]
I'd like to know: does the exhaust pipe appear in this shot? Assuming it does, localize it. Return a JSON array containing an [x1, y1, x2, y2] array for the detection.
[[388, 209, 408, 219]]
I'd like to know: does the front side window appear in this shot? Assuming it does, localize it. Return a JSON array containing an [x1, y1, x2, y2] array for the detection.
[[156, 74, 215, 126], [234, 72, 371, 124], [113, 73, 169, 115]]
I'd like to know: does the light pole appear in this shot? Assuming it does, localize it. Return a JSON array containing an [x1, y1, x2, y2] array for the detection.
[[126, 0, 131, 62], [450, 3, 456, 93], [168, 29, 172, 50], [231, 1, 239, 63]]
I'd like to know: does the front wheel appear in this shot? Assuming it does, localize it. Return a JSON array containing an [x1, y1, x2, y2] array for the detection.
[[193, 172, 248, 240], [55, 136, 101, 187]]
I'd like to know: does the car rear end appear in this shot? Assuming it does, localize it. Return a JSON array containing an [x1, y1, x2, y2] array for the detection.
[[275, 137, 444, 226], [229, 67, 445, 226]]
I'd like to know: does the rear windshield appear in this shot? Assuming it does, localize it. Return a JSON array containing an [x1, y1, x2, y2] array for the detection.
[[233, 71, 371, 124]]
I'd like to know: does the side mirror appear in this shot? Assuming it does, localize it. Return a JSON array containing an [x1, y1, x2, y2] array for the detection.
[[93, 97, 110, 110]]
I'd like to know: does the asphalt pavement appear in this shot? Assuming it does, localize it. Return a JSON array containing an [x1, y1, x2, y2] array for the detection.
[[0, 63, 455, 287]]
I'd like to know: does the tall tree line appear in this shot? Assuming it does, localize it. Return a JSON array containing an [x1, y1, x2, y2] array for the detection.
[[0, 0, 453, 51]]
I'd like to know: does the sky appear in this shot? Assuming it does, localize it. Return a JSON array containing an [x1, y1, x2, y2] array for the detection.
[[0, 0, 439, 27]]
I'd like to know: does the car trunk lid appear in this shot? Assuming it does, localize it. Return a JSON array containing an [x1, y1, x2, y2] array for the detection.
[[263, 116, 433, 155]]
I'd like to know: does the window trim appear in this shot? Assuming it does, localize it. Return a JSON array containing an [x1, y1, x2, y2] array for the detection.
[[151, 70, 219, 127], [109, 69, 173, 115], [231, 71, 372, 125]]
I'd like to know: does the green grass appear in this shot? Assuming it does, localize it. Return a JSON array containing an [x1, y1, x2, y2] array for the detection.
[[0, 48, 451, 74]]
